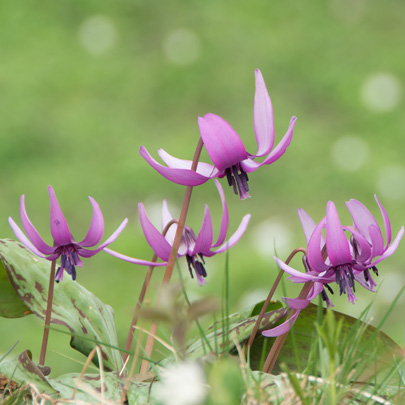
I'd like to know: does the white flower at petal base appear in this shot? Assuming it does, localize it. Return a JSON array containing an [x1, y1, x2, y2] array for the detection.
[[153, 361, 207, 405]]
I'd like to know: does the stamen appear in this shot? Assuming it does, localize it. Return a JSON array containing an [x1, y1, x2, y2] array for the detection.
[[324, 283, 334, 295], [225, 164, 251, 199], [372, 266, 379, 276], [225, 168, 238, 194]]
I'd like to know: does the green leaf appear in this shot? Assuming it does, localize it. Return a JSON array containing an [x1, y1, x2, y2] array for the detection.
[[0, 239, 122, 372], [0, 258, 30, 318]]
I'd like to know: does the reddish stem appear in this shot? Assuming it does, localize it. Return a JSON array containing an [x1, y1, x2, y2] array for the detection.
[[39, 260, 56, 366]]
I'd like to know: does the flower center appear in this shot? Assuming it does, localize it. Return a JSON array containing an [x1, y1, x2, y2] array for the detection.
[[225, 164, 250, 200], [335, 264, 356, 303], [186, 254, 207, 286], [55, 245, 78, 282]]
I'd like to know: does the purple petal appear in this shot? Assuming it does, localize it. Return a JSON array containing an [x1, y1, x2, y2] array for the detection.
[[368, 224, 384, 257], [306, 283, 324, 301], [262, 310, 300, 337], [138, 203, 172, 261], [140, 146, 212, 186], [78, 218, 128, 257], [198, 113, 248, 171], [77, 197, 104, 247], [19, 195, 54, 255], [253, 69, 274, 157], [325, 201, 351, 266], [369, 226, 404, 266], [158, 149, 220, 178], [212, 180, 229, 248], [210, 214, 251, 255], [161, 200, 176, 246], [103, 247, 167, 267], [297, 208, 317, 245], [8, 217, 48, 258], [345, 199, 384, 250], [375, 195, 391, 248], [48, 186, 72, 246], [192, 206, 214, 256], [282, 297, 310, 310], [274, 256, 315, 281], [240, 116, 296, 173], [307, 218, 329, 272]]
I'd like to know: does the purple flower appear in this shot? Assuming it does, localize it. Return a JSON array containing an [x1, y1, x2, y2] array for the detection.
[[104, 180, 251, 285], [263, 197, 404, 337], [140, 69, 297, 199], [9, 186, 128, 282]]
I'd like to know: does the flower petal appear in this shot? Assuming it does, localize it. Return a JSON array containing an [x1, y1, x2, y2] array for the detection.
[[282, 297, 310, 310], [158, 149, 220, 178], [77, 197, 104, 247], [262, 310, 300, 337], [19, 195, 55, 255], [297, 208, 317, 245], [78, 218, 128, 257], [325, 201, 351, 266], [212, 180, 229, 248], [139, 203, 172, 261], [374, 195, 391, 248], [274, 256, 315, 281], [103, 248, 167, 267], [211, 214, 251, 255], [369, 226, 404, 266], [307, 218, 329, 272], [198, 113, 248, 171], [192, 206, 214, 256], [48, 186, 72, 246], [240, 116, 297, 173], [140, 146, 212, 186], [253, 69, 274, 157], [8, 217, 48, 258], [161, 199, 176, 247]]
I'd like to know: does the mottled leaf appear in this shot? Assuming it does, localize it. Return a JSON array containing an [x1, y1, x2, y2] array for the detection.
[[0, 239, 122, 372]]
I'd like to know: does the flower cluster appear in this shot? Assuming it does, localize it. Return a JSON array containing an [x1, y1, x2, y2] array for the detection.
[[263, 196, 404, 337]]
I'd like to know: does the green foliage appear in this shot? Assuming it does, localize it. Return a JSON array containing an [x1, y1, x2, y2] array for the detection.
[[0, 239, 122, 372]]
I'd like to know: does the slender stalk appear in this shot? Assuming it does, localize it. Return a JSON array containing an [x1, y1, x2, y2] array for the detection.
[[140, 138, 204, 374], [122, 220, 180, 364], [262, 280, 313, 374], [39, 260, 56, 366], [245, 247, 307, 357]]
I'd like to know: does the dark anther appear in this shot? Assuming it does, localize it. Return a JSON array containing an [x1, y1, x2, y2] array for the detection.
[[225, 168, 238, 194], [324, 283, 334, 294], [61, 254, 67, 268], [372, 266, 379, 276]]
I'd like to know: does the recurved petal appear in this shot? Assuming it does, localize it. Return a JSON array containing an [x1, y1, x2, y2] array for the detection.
[[253, 69, 274, 157], [77, 197, 104, 247], [262, 310, 301, 337], [19, 195, 55, 255], [139, 203, 172, 261], [192, 206, 213, 256], [48, 186, 72, 246], [369, 226, 404, 266], [210, 214, 251, 255], [198, 113, 248, 171], [344, 226, 372, 262], [325, 201, 351, 266], [158, 149, 220, 178], [307, 218, 329, 272], [78, 218, 128, 257], [140, 146, 212, 186], [240, 116, 296, 173], [282, 297, 310, 310], [274, 256, 315, 281], [375, 195, 391, 248], [103, 248, 167, 267], [8, 217, 48, 258], [161, 200, 176, 246], [212, 180, 229, 248], [297, 208, 317, 245]]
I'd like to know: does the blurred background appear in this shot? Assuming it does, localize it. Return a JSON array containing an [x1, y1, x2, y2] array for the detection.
[[0, 0, 404, 375]]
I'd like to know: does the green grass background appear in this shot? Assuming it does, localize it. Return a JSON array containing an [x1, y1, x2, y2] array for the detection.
[[0, 0, 403, 375]]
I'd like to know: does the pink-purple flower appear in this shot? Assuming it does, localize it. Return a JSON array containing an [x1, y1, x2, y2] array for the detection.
[[140, 69, 297, 199], [8, 186, 128, 282], [104, 180, 251, 285], [263, 196, 404, 337]]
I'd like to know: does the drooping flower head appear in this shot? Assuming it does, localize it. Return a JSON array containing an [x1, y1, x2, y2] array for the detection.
[[263, 196, 404, 337], [140, 69, 297, 199], [9, 186, 128, 282], [104, 180, 251, 285]]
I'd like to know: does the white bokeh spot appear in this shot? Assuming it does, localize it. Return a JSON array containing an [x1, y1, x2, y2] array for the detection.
[[250, 218, 292, 259], [376, 165, 405, 202], [78, 16, 118, 55], [331, 135, 369, 172], [361, 73, 402, 112], [163, 29, 201, 66]]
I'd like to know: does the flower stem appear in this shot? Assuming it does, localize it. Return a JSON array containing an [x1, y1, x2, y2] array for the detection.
[[245, 248, 307, 357], [140, 138, 204, 374], [262, 280, 313, 374], [39, 260, 56, 366]]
